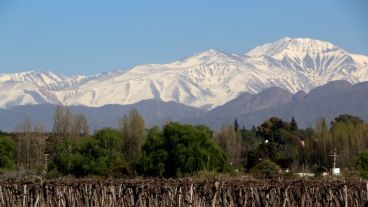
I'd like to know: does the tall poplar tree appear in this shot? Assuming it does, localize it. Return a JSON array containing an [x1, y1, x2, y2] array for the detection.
[[119, 109, 146, 174]]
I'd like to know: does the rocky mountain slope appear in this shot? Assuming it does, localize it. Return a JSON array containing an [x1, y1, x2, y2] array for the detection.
[[194, 80, 368, 129], [0, 100, 205, 132]]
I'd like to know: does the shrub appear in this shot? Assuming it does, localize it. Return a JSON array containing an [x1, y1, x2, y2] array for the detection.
[[0, 136, 17, 173], [355, 150, 368, 179], [250, 159, 281, 179]]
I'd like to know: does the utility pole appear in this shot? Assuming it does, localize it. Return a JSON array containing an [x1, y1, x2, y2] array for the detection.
[[329, 149, 337, 169], [329, 149, 341, 176]]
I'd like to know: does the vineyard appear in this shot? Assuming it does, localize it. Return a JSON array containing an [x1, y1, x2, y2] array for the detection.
[[0, 178, 367, 207]]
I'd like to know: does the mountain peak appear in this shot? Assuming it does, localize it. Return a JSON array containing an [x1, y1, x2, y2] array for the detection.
[[0, 37, 367, 109], [246, 37, 340, 58], [169, 48, 243, 67], [199, 48, 224, 55]]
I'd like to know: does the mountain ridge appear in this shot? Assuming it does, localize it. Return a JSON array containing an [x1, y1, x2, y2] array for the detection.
[[1, 80, 368, 132], [0, 37, 367, 109]]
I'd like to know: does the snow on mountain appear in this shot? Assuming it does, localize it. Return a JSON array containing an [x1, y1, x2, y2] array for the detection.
[[246, 37, 339, 58], [55, 49, 252, 109], [0, 37, 367, 109], [0, 71, 65, 87], [0, 71, 86, 89], [245, 37, 368, 92], [0, 71, 85, 108], [169, 49, 244, 67]]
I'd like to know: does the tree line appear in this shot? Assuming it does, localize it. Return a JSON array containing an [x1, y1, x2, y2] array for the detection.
[[1, 106, 368, 179]]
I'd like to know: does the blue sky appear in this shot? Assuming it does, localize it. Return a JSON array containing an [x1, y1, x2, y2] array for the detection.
[[0, 0, 367, 76]]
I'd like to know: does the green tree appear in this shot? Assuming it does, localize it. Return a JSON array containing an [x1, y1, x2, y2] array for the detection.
[[95, 128, 126, 175], [52, 138, 105, 177], [331, 114, 364, 127], [119, 109, 146, 175], [234, 119, 239, 132], [330, 115, 368, 169], [256, 117, 290, 144], [0, 136, 17, 173], [240, 126, 262, 169], [290, 117, 298, 131], [355, 150, 368, 179], [253, 117, 302, 169], [95, 128, 122, 150], [141, 127, 168, 177], [315, 118, 331, 167], [51, 128, 126, 177], [141, 123, 227, 177], [303, 114, 368, 173], [302, 128, 319, 170]]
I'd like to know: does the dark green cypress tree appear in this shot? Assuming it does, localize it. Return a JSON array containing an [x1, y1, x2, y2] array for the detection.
[[290, 117, 298, 131], [234, 119, 239, 132]]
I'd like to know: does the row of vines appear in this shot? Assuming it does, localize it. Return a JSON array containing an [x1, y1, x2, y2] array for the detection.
[[0, 179, 367, 207]]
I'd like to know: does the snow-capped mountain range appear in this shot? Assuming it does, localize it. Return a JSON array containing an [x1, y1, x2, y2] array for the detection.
[[1, 37, 368, 109]]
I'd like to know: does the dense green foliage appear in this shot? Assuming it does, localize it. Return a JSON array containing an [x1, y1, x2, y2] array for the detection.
[[302, 115, 368, 172], [2, 106, 368, 179], [332, 114, 364, 126], [141, 123, 228, 177], [50, 128, 126, 177], [0, 136, 17, 173], [245, 117, 303, 170], [355, 150, 368, 179], [250, 159, 281, 179]]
